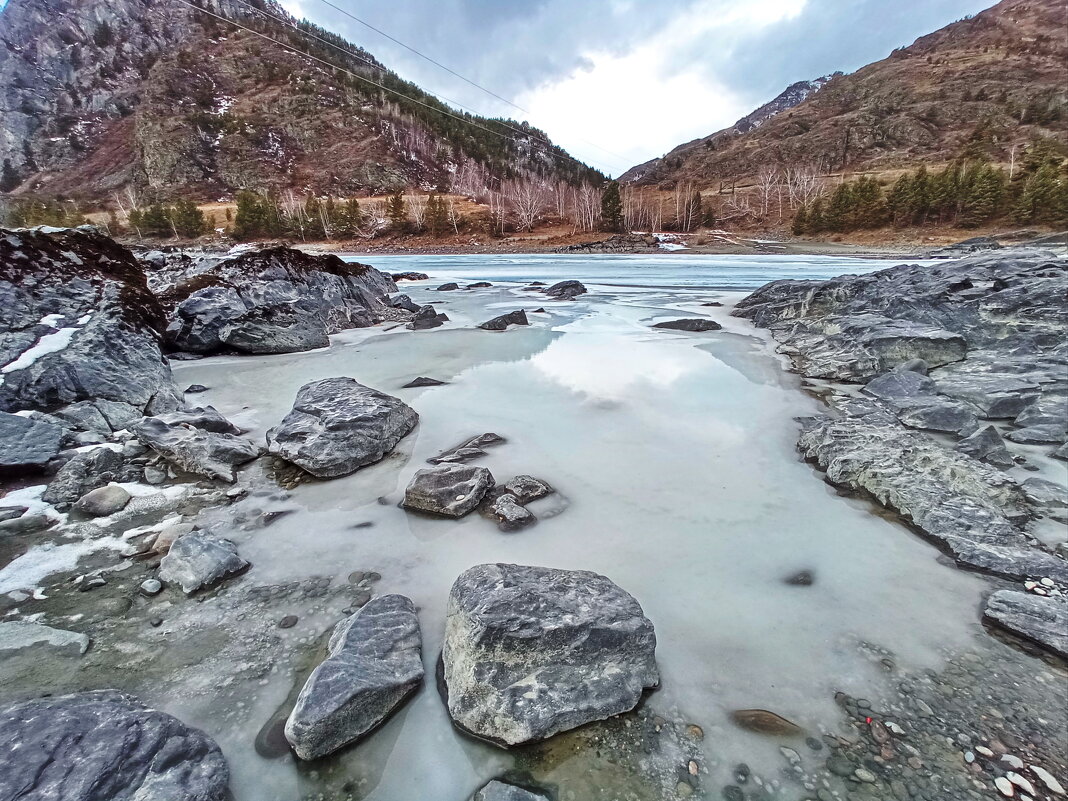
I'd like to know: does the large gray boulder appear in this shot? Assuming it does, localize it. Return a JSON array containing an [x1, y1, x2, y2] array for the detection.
[[0, 411, 63, 474], [543, 280, 587, 300], [402, 464, 494, 518], [267, 378, 418, 479], [955, 425, 1014, 467], [478, 310, 529, 331], [651, 318, 722, 332], [43, 446, 126, 504], [284, 594, 424, 760], [158, 532, 248, 594], [984, 590, 1068, 659], [442, 563, 659, 747], [133, 417, 260, 482], [73, 484, 132, 517], [159, 247, 397, 355], [0, 690, 229, 800]]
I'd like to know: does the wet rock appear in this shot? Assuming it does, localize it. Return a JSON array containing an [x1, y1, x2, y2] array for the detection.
[[390, 293, 421, 313], [402, 376, 447, 388], [1020, 477, 1068, 510], [278, 615, 298, 629], [158, 532, 248, 594], [895, 400, 978, 434], [185, 384, 210, 393], [442, 563, 659, 746], [895, 358, 929, 375], [151, 522, 194, 554], [955, 425, 1015, 467], [267, 378, 418, 479], [0, 505, 27, 522], [73, 484, 132, 516], [155, 405, 242, 434], [437, 282, 459, 291], [863, 370, 937, 400], [1005, 423, 1066, 444], [984, 590, 1068, 659], [652, 318, 722, 332], [43, 446, 125, 504], [407, 304, 447, 330], [133, 417, 260, 482], [0, 412, 64, 474], [466, 281, 493, 289], [935, 370, 1041, 419], [0, 690, 228, 800], [0, 512, 54, 535], [544, 280, 588, 300], [0, 621, 89, 655], [471, 779, 550, 801], [428, 432, 506, 464], [285, 594, 423, 760], [783, 570, 815, 586], [140, 578, 162, 596], [479, 310, 529, 331], [730, 709, 804, 737], [503, 475, 553, 504], [402, 464, 494, 518], [488, 493, 536, 532]]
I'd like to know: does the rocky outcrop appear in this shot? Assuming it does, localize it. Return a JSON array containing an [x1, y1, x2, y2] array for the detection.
[[267, 378, 418, 479], [284, 595, 423, 760], [402, 464, 494, 518], [407, 305, 448, 330], [442, 563, 658, 747], [652, 318, 723, 332], [156, 248, 397, 355], [984, 590, 1068, 659], [0, 227, 180, 420], [42, 446, 126, 503], [543, 280, 588, 300], [478, 310, 529, 331], [555, 234, 658, 254], [0, 411, 64, 475], [427, 433, 506, 465], [158, 531, 248, 594], [0, 621, 90, 656], [133, 416, 260, 482], [0, 690, 229, 800]]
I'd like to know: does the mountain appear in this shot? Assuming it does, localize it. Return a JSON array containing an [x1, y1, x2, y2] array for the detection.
[[621, 0, 1066, 188], [0, 0, 601, 202]]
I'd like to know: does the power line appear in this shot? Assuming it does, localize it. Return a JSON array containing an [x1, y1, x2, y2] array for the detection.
[[312, 0, 637, 168]]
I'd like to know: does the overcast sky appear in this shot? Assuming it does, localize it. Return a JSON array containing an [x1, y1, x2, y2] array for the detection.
[[279, 0, 997, 176]]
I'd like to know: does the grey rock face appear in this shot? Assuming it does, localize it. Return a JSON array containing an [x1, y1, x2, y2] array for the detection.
[[862, 370, 936, 400], [133, 417, 260, 482], [0, 621, 89, 655], [488, 493, 536, 532], [544, 280, 588, 300], [390, 294, 421, 313], [984, 590, 1068, 659], [74, 484, 132, 516], [0, 228, 179, 418], [0, 690, 229, 801], [478, 310, 529, 331], [156, 405, 242, 434], [651, 318, 723, 332], [428, 433, 506, 465], [402, 464, 495, 518], [895, 400, 978, 434], [503, 475, 553, 504], [0, 411, 64, 474], [1005, 423, 1066, 444], [955, 425, 1014, 467], [161, 248, 396, 355], [158, 532, 248, 594], [266, 378, 418, 479], [284, 595, 423, 760], [472, 780, 550, 801], [442, 563, 659, 747]]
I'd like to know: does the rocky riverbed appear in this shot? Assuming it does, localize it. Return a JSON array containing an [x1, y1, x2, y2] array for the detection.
[[0, 230, 1065, 800]]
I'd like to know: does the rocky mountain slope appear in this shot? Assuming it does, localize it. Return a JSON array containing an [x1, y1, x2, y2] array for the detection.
[[0, 0, 600, 202], [623, 0, 1067, 187]]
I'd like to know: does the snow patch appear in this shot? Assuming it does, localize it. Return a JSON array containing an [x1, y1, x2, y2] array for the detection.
[[0, 537, 126, 594], [0, 314, 92, 386]]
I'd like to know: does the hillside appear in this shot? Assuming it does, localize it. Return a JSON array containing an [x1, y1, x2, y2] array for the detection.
[[0, 0, 601, 203], [622, 0, 1067, 189]]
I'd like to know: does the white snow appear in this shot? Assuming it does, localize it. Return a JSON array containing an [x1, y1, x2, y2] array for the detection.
[[38, 313, 64, 327], [0, 315, 92, 384], [0, 537, 126, 594], [659, 242, 688, 251], [0, 484, 62, 520]]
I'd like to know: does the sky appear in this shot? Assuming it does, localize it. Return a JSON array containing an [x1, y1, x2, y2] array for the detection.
[[281, 0, 996, 176]]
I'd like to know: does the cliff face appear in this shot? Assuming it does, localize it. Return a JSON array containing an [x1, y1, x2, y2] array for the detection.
[[0, 0, 598, 201], [622, 0, 1068, 188]]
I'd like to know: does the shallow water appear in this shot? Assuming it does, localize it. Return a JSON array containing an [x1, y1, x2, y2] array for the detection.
[[154, 256, 1007, 800]]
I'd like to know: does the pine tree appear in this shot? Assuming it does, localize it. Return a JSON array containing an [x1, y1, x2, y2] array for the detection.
[[960, 165, 1006, 228], [0, 159, 20, 193], [791, 204, 808, 235], [600, 181, 623, 232], [341, 197, 363, 237], [1013, 164, 1061, 224], [386, 191, 408, 233], [887, 174, 913, 227], [824, 182, 854, 232], [807, 198, 826, 232], [140, 204, 171, 237], [426, 193, 449, 237], [233, 191, 266, 241], [169, 198, 206, 238]]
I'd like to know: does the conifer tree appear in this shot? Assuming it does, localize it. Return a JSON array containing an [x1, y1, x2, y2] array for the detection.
[[791, 204, 808, 235], [169, 198, 206, 238], [600, 181, 624, 232], [233, 191, 265, 240], [386, 191, 408, 233], [426, 193, 449, 236]]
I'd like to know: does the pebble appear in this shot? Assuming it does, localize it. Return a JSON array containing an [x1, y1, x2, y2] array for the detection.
[[855, 768, 877, 783], [826, 756, 854, 777], [734, 764, 750, 784], [79, 576, 107, 592], [688, 760, 699, 776], [885, 721, 906, 735], [1040, 578, 1054, 587], [964, 751, 975, 764], [1030, 765, 1066, 795], [1002, 755, 1025, 770], [1007, 772, 1035, 795], [780, 747, 801, 766], [278, 615, 298, 629], [976, 746, 995, 758], [139, 579, 162, 596], [149, 617, 163, 627], [995, 776, 1015, 797], [721, 786, 743, 801]]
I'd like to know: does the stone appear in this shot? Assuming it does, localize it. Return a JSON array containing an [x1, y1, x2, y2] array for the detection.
[[478, 310, 530, 331], [155, 405, 241, 434], [284, 594, 423, 760], [895, 358, 929, 375], [402, 464, 494, 518], [730, 709, 804, 737], [503, 475, 553, 504], [402, 376, 447, 388], [983, 590, 1068, 659], [43, 446, 125, 504], [0, 505, 27, 522], [995, 776, 1015, 797], [428, 432, 506, 464], [466, 281, 493, 289], [267, 378, 418, 479], [74, 484, 132, 516], [390, 294, 421, 313], [488, 493, 536, 532], [863, 370, 937, 400], [0, 512, 54, 535], [471, 780, 550, 801], [0, 690, 228, 800], [955, 425, 1015, 467], [651, 318, 723, 332], [1006, 424, 1066, 445], [0, 621, 89, 656], [152, 522, 195, 554], [437, 282, 459, 291], [140, 578, 162, 596], [185, 384, 210, 393], [784, 570, 815, 586], [133, 417, 260, 482], [1029, 765, 1066, 795], [158, 532, 248, 594], [0, 412, 64, 474], [543, 280, 587, 300], [392, 271, 429, 282], [442, 563, 658, 746], [896, 401, 978, 434], [407, 305, 447, 330]]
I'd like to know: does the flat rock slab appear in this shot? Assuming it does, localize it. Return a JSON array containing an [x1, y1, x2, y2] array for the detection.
[[0, 690, 229, 800], [0, 412, 63, 473], [472, 780, 550, 801], [652, 318, 722, 332], [442, 563, 659, 747], [488, 493, 536, 532], [285, 594, 424, 760], [402, 376, 447, 388], [0, 621, 89, 656], [133, 417, 260, 482], [403, 464, 494, 518], [158, 532, 248, 594], [503, 475, 553, 504], [267, 377, 418, 479], [428, 432, 506, 465], [479, 310, 529, 331], [984, 590, 1068, 659]]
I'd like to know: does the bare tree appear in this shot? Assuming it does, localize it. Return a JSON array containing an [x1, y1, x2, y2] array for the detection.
[[407, 194, 428, 232], [755, 167, 780, 220], [279, 190, 307, 240], [353, 200, 386, 239], [783, 163, 826, 209], [446, 196, 462, 235], [505, 179, 550, 232]]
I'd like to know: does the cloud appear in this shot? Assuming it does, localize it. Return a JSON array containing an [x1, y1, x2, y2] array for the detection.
[[281, 0, 998, 173]]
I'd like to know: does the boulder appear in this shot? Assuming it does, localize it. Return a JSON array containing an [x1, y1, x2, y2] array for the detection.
[[403, 464, 494, 518], [730, 709, 804, 737], [0, 690, 229, 800], [428, 432, 506, 465], [862, 370, 936, 400], [392, 271, 429, 282], [284, 595, 423, 760], [407, 305, 447, 330], [133, 417, 260, 482], [155, 405, 242, 434], [442, 563, 659, 746], [0, 411, 64, 474], [390, 294, 421, 313], [0, 621, 89, 656], [895, 401, 978, 434], [478, 310, 529, 331], [266, 378, 418, 479], [955, 425, 1014, 467], [466, 282, 493, 289], [503, 475, 553, 504], [471, 780, 550, 801], [543, 280, 588, 300], [651, 318, 722, 332], [73, 484, 132, 517], [984, 590, 1068, 659], [158, 532, 248, 594], [437, 282, 459, 291], [1005, 423, 1066, 444], [402, 376, 447, 388], [488, 493, 536, 532]]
